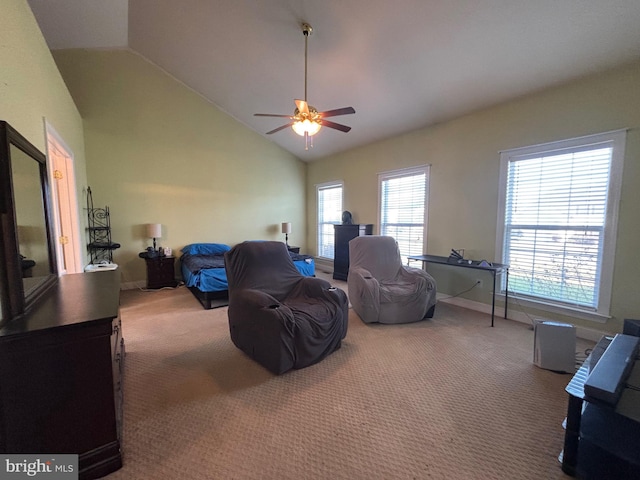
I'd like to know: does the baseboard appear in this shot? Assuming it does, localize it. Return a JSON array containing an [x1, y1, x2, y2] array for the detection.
[[120, 280, 145, 290], [437, 294, 605, 342], [314, 257, 334, 274]]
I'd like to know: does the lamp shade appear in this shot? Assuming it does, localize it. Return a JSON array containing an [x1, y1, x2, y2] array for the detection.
[[281, 222, 292, 234], [146, 223, 162, 238]]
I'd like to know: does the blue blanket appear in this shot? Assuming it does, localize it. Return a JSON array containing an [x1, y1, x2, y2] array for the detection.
[[181, 252, 315, 292]]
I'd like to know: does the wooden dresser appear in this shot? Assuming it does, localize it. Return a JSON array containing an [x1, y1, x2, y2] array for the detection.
[[0, 270, 124, 479], [333, 224, 373, 280]]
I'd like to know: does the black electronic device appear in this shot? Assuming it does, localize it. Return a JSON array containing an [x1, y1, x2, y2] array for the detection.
[[448, 248, 465, 264], [139, 247, 159, 259], [623, 319, 640, 337], [584, 334, 640, 405]]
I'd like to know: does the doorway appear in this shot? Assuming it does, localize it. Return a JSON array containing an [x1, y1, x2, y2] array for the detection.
[[45, 121, 83, 274]]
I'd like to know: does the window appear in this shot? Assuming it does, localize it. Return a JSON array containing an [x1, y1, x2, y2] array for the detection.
[[379, 166, 430, 263], [497, 130, 626, 318], [317, 182, 343, 259]]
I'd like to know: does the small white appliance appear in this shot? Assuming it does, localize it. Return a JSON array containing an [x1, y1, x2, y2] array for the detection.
[[85, 263, 118, 272], [533, 319, 576, 373]]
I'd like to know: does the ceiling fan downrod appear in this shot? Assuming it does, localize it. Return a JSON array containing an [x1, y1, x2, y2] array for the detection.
[[302, 23, 312, 103], [302, 23, 313, 150]]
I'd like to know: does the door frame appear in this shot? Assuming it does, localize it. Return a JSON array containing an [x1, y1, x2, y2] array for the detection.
[[44, 120, 83, 274]]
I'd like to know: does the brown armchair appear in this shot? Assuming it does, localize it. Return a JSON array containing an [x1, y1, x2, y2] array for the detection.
[[224, 241, 348, 374]]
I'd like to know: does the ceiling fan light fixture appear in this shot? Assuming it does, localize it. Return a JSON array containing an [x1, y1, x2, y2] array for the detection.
[[292, 119, 322, 136], [253, 22, 354, 148]]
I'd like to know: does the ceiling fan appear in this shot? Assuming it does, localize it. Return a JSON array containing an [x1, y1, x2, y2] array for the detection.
[[254, 23, 355, 150]]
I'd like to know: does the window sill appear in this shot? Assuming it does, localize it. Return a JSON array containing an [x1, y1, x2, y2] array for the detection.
[[498, 293, 610, 324]]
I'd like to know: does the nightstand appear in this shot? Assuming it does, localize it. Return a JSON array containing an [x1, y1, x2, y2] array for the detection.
[[144, 256, 178, 289], [287, 246, 300, 254]]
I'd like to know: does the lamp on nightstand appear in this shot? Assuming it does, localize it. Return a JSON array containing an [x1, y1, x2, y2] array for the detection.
[[146, 223, 162, 250], [281, 222, 291, 248]]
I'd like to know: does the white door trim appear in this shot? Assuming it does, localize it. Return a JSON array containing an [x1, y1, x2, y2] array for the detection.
[[44, 120, 84, 274]]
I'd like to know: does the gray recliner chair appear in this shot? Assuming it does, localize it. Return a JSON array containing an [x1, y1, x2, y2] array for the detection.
[[224, 241, 349, 374], [348, 236, 436, 324]]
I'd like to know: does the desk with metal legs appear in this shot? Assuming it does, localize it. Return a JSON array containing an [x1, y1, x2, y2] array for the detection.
[[407, 254, 509, 327]]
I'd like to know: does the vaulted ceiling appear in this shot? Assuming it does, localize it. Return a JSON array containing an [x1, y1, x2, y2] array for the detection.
[[28, 0, 640, 161]]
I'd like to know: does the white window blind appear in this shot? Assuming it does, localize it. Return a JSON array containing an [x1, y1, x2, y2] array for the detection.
[[317, 183, 343, 259], [498, 130, 625, 316], [379, 166, 429, 263]]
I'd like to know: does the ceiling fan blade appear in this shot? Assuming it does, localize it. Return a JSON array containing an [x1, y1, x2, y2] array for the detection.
[[254, 113, 293, 118], [319, 107, 356, 118], [265, 123, 294, 135], [295, 99, 309, 115], [320, 119, 352, 133]]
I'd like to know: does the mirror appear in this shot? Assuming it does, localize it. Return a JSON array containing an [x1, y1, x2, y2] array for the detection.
[[0, 121, 57, 325]]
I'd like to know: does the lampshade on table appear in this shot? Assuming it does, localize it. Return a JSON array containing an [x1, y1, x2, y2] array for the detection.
[[146, 223, 162, 239], [146, 223, 162, 249]]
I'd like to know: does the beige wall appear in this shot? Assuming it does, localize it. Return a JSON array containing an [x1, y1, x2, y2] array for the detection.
[[6, 0, 637, 332], [52, 49, 306, 287], [308, 61, 640, 334], [0, 0, 87, 248]]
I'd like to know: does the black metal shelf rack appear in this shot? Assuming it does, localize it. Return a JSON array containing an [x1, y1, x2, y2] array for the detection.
[[86, 187, 120, 264]]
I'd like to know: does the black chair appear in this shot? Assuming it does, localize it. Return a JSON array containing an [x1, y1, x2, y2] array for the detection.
[[224, 241, 348, 374]]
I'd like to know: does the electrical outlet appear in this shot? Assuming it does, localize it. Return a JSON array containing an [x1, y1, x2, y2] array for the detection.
[[476, 278, 483, 288]]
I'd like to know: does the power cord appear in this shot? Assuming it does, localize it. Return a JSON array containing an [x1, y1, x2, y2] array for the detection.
[[438, 280, 481, 300], [575, 349, 590, 367], [442, 283, 538, 331], [139, 281, 185, 292], [503, 287, 539, 328]]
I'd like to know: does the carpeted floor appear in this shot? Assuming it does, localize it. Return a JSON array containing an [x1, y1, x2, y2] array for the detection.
[[106, 273, 592, 479]]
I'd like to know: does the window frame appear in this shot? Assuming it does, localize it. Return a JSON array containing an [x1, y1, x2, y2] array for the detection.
[[378, 165, 430, 262], [495, 130, 626, 321], [316, 181, 343, 260]]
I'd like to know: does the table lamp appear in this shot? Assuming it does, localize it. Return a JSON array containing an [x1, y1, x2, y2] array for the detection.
[[146, 223, 162, 250], [281, 222, 291, 247]]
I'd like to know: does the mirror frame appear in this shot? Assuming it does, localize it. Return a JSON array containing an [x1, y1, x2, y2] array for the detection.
[[0, 121, 58, 325]]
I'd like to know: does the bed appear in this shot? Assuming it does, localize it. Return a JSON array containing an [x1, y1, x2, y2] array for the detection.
[[180, 242, 315, 309]]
